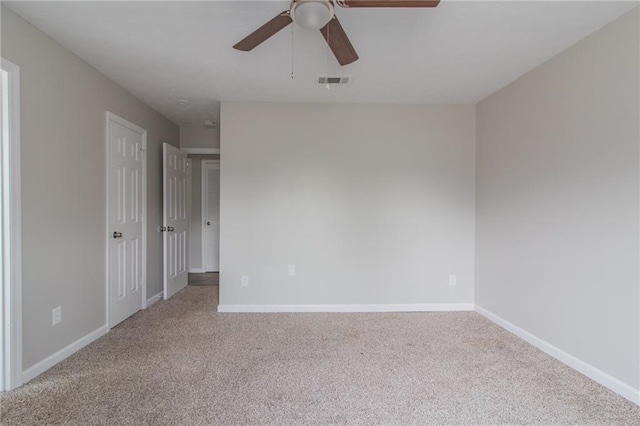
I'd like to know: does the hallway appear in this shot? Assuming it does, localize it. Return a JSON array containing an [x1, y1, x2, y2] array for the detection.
[[188, 272, 219, 286]]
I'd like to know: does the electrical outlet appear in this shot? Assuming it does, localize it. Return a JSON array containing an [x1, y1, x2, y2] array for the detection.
[[241, 275, 249, 287], [288, 265, 296, 277], [52, 306, 62, 325], [449, 275, 457, 286]]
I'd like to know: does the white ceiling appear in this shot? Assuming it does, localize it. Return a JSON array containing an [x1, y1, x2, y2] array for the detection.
[[6, 1, 637, 127]]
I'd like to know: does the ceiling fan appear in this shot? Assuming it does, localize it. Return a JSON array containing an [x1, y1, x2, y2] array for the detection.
[[233, 0, 440, 66]]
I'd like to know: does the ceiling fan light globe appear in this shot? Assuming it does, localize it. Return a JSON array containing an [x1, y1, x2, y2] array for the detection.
[[292, 1, 334, 30]]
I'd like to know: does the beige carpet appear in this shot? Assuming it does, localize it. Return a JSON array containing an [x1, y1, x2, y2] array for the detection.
[[1, 287, 639, 425]]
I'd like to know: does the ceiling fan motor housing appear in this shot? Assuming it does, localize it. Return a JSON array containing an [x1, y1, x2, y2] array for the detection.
[[291, 0, 335, 30]]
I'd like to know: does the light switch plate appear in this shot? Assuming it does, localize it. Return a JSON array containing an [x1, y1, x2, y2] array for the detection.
[[52, 306, 62, 325]]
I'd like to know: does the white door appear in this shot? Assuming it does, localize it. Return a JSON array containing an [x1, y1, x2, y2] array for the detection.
[[107, 113, 146, 328], [163, 143, 188, 299], [202, 161, 220, 272]]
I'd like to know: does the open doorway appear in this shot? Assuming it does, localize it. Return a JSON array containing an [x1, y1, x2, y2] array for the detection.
[[201, 160, 220, 273], [1, 58, 22, 391], [187, 157, 219, 287], [187, 157, 220, 273]]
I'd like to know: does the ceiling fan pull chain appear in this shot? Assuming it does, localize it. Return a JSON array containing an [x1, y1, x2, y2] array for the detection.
[[325, 22, 330, 90], [291, 23, 295, 79]]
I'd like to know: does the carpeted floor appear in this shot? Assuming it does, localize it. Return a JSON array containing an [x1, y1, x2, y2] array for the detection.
[[1, 286, 639, 425]]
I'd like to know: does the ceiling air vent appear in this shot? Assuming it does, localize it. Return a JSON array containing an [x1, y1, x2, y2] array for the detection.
[[317, 76, 351, 85]]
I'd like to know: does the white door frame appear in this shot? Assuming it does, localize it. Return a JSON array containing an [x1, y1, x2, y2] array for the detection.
[[186, 158, 192, 271], [1, 58, 23, 391], [201, 160, 220, 272], [105, 112, 147, 328]]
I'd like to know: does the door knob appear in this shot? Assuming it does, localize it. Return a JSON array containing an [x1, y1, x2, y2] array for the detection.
[[206, 221, 211, 226], [113, 232, 123, 239], [167, 226, 175, 232]]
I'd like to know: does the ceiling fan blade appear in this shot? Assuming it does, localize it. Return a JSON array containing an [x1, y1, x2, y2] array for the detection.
[[337, 0, 440, 7], [320, 17, 359, 66], [233, 11, 292, 51]]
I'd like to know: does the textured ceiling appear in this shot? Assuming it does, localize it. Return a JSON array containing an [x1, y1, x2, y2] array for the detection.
[[6, 1, 637, 126]]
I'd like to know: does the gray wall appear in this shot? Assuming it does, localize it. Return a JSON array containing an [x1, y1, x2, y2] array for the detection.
[[476, 8, 639, 390], [1, 7, 179, 369], [220, 103, 476, 306], [180, 127, 219, 149]]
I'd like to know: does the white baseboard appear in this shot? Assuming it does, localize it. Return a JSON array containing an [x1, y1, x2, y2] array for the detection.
[[22, 324, 109, 384], [217, 303, 474, 313], [146, 292, 164, 307], [188, 268, 205, 273], [475, 305, 640, 406]]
